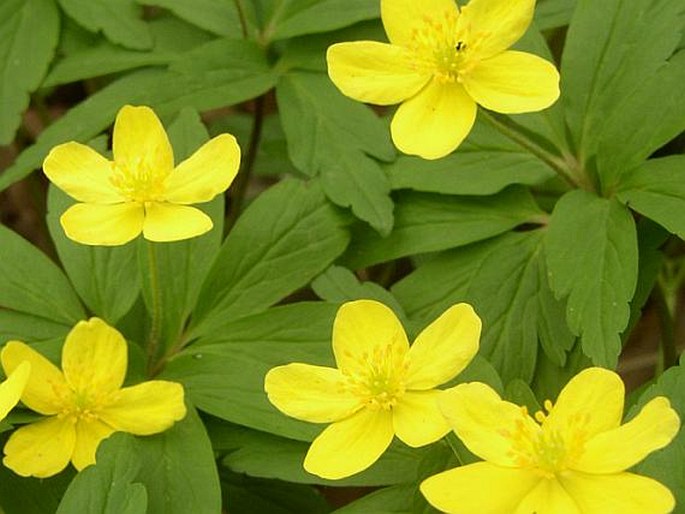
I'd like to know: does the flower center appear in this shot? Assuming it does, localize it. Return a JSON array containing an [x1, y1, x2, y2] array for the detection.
[[50, 380, 117, 423], [343, 343, 408, 410], [110, 158, 168, 203], [406, 9, 474, 83]]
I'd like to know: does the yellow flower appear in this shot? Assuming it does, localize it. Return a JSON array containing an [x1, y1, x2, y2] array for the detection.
[[0, 361, 30, 421], [1, 318, 186, 477], [421, 368, 680, 514], [327, 0, 560, 159], [43, 105, 241, 246], [264, 300, 481, 479]]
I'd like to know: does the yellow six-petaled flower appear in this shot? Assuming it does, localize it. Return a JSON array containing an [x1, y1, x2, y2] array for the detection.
[[421, 367, 681, 514], [265, 299, 481, 479], [327, 0, 560, 159], [1, 317, 187, 477], [43, 105, 241, 246]]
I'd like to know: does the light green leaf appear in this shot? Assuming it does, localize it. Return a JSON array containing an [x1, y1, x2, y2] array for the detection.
[[164, 302, 338, 440], [277, 72, 394, 235], [265, 0, 378, 41], [0, 0, 59, 144], [386, 120, 555, 195], [342, 187, 544, 269], [189, 179, 350, 338], [57, 433, 147, 514], [46, 186, 140, 324], [136, 0, 242, 37], [57, 0, 152, 50], [598, 50, 685, 191], [0, 224, 85, 327], [0, 39, 276, 192], [617, 156, 685, 240], [545, 190, 638, 367], [561, 0, 684, 159]]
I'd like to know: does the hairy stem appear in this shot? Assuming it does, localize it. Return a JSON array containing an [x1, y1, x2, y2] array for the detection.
[[146, 240, 163, 374]]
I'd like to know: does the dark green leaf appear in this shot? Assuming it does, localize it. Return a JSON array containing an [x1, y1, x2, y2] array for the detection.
[[545, 190, 638, 367], [277, 72, 394, 234], [57, 0, 152, 50], [57, 433, 147, 514], [332, 484, 415, 514], [223, 474, 331, 514], [0, 463, 74, 514], [189, 179, 350, 338], [0, 0, 59, 144], [137, 0, 242, 37], [342, 187, 543, 269], [534, 0, 577, 30]]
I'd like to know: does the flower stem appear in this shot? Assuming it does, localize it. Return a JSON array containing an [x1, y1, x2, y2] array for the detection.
[[225, 95, 266, 232], [479, 110, 578, 189], [232, 0, 248, 38], [654, 280, 678, 370], [445, 433, 465, 466], [146, 240, 163, 374]]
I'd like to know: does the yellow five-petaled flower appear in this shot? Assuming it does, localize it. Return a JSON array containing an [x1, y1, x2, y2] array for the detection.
[[327, 0, 560, 159], [421, 368, 681, 514], [43, 105, 241, 246], [265, 300, 481, 479], [1, 318, 187, 477]]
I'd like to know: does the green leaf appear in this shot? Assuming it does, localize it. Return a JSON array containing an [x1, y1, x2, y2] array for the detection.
[[561, 0, 684, 159], [545, 190, 638, 367], [135, 405, 221, 514], [342, 187, 543, 269], [534, 0, 577, 30], [277, 72, 394, 235], [265, 0, 379, 41], [57, 0, 153, 50], [393, 231, 573, 383], [44, 16, 213, 87], [311, 266, 408, 326], [0, 224, 85, 327], [0, 39, 276, 192], [46, 186, 140, 324], [223, 474, 331, 514], [57, 434, 147, 514], [332, 484, 415, 514], [386, 119, 555, 195], [0, 461, 74, 514], [189, 179, 350, 338], [598, 49, 685, 191], [164, 302, 338, 440], [137, 0, 242, 37], [138, 108, 223, 348], [0, 0, 59, 144], [617, 156, 685, 241], [632, 358, 685, 511]]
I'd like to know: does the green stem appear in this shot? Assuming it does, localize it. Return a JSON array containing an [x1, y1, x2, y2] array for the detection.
[[445, 433, 465, 466], [654, 281, 678, 370], [146, 240, 163, 374], [225, 95, 266, 232], [232, 0, 248, 38], [479, 110, 578, 189]]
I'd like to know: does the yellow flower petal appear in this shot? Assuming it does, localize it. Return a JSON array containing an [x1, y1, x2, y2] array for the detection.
[[332, 300, 409, 377], [327, 42, 430, 106], [61, 202, 144, 246], [391, 79, 477, 159], [515, 478, 582, 514], [3, 416, 76, 478], [71, 417, 116, 471], [420, 461, 541, 514], [392, 390, 450, 447], [164, 134, 241, 204], [458, 0, 535, 60], [462, 51, 560, 113], [0, 361, 30, 421], [62, 318, 127, 396], [1, 341, 66, 415], [560, 471, 675, 514], [439, 382, 539, 466], [573, 396, 680, 474], [405, 303, 480, 390], [112, 105, 174, 176], [98, 381, 186, 435], [304, 408, 394, 479], [43, 142, 122, 204], [380, 0, 458, 46], [544, 367, 624, 441], [142, 203, 212, 242], [265, 363, 363, 423]]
